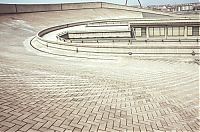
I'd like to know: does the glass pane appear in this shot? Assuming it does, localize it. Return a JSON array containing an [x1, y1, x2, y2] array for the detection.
[[141, 27, 146, 37], [192, 26, 199, 36], [173, 27, 179, 36], [187, 27, 192, 36], [135, 28, 141, 37], [167, 27, 173, 36], [179, 27, 184, 36], [160, 28, 165, 36], [149, 27, 154, 37], [154, 28, 159, 36]]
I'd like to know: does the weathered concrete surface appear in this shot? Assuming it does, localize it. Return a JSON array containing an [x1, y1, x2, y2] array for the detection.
[[0, 8, 199, 132], [0, 4, 16, 14]]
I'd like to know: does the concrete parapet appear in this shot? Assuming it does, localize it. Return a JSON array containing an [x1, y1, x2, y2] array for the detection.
[[16, 4, 61, 13], [102, 3, 132, 10], [62, 2, 101, 10], [101, 3, 176, 17], [0, 4, 16, 13], [0, 2, 179, 18]]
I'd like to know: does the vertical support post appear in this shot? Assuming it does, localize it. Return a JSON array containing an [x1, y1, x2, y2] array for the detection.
[[125, 0, 128, 5], [60, 4, 63, 11], [146, 26, 149, 39], [15, 4, 18, 13], [165, 26, 167, 40]]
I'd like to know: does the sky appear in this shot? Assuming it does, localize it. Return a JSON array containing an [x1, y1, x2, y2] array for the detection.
[[0, 0, 198, 6]]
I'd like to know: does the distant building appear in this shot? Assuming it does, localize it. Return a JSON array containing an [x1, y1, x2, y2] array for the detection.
[[147, 3, 200, 13]]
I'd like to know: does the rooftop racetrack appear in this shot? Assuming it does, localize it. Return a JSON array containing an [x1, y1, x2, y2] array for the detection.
[[0, 3, 199, 132]]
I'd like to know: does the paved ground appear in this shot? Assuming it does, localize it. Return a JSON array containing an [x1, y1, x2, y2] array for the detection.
[[0, 9, 199, 132]]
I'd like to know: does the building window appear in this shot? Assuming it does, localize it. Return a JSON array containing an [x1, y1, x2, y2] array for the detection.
[[149, 27, 165, 37], [132, 27, 147, 37], [187, 26, 200, 36], [135, 28, 141, 37], [167, 27, 185, 36], [167, 27, 173, 36], [192, 26, 199, 36], [141, 27, 146, 37]]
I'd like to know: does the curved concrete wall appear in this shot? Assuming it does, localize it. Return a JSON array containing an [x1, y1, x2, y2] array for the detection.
[[0, 2, 178, 17], [0, 2, 102, 14]]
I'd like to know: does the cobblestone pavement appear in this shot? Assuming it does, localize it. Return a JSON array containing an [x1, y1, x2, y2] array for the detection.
[[0, 10, 199, 132]]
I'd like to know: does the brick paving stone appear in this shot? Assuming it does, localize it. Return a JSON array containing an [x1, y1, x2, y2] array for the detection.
[[112, 126, 127, 131], [64, 129, 73, 132], [43, 121, 55, 128], [5, 115, 18, 122], [73, 127, 82, 132], [50, 125, 65, 132], [133, 125, 140, 132], [105, 127, 119, 132], [32, 122, 45, 130], [0, 116, 6, 122], [56, 109, 66, 117], [140, 124, 147, 132], [120, 118, 127, 127], [0, 126, 9, 132], [113, 119, 120, 128], [53, 115, 66, 121], [39, 127, 55, 132], [98, 122, 107, 130], [27, 129, 41, 132], [70, 122, 84, 130], [106, 119, 114, 128], [54, 119, 64, 126], [0, 121, 15, 128], [18, 113, 32, 121], [11, 120, 26, 126], [82, 125, 91, 131], [6, 125, 22, 132], [145, 124, 153, 131], [38, 113, 49, 119], [20, 124, 33, 132], [33, 117, 47, 123], [23, 118, 37, 125], [90, 124, 99, 132], [61, 125, 75, 131]]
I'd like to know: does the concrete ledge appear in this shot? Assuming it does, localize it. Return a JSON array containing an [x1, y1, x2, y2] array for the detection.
[[33, 38, 199, 57]]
